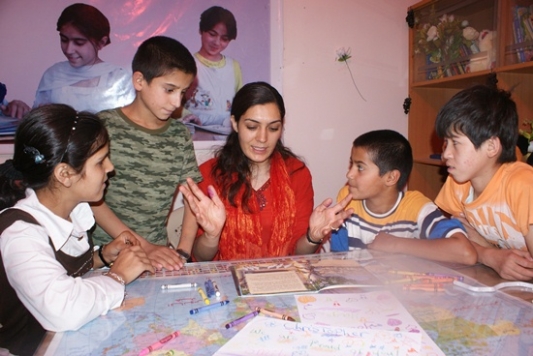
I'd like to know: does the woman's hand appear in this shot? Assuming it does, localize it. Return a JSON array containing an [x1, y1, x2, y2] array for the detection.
[[111, 230, 185, 271], [179, 178, 226, 240], [308, 194, 354, 242], [141, 242, 186, 271], [108, 245, 155, 285]]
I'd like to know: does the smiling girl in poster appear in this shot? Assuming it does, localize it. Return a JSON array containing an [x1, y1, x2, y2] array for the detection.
[[33, 3, 135, 113]]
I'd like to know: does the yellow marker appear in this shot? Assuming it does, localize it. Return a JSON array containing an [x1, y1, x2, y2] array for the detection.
[[388, 270, 422, 276], [403, 282, 446, 292], [197, 287, 210, 305], [387, 277, 432, 284]]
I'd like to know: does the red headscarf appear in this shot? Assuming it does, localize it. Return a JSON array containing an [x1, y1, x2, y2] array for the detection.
[[216, 152, 296, 260]]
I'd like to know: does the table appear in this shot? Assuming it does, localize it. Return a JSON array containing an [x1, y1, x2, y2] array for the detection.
[[35, 251, 533, 356]]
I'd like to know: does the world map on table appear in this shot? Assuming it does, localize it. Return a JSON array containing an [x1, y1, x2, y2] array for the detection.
[[44, 253, 533, 356], [45, 272, 299, 356]]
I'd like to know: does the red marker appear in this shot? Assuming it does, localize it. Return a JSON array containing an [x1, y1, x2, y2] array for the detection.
[[139, 331, 179, 356]]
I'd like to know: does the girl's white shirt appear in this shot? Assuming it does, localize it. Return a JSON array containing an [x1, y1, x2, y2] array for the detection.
[[34, 61, 135, 113], [0, 189, 124, 332]]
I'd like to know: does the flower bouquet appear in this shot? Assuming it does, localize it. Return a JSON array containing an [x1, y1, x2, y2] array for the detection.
[[414, 6, 486, 79], [520, 119, 533, 149]]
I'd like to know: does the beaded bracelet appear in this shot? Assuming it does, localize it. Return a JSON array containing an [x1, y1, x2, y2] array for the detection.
[[98, 244, 111, 267], [306, 228, 323, 245], [104, 271, 125, 286]]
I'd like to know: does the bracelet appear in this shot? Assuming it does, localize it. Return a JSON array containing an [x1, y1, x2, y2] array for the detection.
[[176, 248, 191, 261], [104, 271, 125, 286], [306, 228, 323, 245], [98, 244, 111, 267]]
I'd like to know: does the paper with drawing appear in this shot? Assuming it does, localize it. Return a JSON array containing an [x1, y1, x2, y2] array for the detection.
[[295, 291, 444, 355], [214, 315, 421, 355]]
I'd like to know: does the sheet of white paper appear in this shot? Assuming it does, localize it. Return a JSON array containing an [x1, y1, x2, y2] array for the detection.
[[295, 291, 444, 356], [214, 315, 421, 356]]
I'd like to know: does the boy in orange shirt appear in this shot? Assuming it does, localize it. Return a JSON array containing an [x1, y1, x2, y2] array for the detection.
[[435, 84, 533, 280]]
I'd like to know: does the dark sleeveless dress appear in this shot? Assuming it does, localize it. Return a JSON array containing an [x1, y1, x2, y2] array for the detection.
[[0, 209, 94, 355]]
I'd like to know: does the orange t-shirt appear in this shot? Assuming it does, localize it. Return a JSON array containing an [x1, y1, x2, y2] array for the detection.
[[435, 162, 533, 250]]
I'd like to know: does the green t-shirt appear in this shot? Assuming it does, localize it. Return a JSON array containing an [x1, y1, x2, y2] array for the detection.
[[93, 108, 201, 245]]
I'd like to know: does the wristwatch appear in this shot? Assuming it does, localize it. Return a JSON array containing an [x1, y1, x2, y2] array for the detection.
[[176, 248, 191, 261]]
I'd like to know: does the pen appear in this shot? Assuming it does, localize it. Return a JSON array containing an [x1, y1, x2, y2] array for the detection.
[[161, 282, 197, 290], [225, 310, 259, 329], [388, 270, 420, 276], [212, 280, 221, 297], [139, 330, 179, 356], [190, 300, 230, 314], [255, 307, 295, 321], [197, 287, 210, 305]]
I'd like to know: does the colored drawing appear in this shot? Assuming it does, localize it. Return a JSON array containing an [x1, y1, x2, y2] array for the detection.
[[296, 291, 444, 355], [214, 316, 421, 355]]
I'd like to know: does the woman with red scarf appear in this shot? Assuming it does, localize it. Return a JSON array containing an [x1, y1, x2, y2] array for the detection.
[[177, 82, 353, 261]]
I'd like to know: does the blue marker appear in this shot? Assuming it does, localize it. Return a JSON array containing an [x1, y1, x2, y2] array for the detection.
[[205, 279, 215, 298], [190, 300, 229, 314]]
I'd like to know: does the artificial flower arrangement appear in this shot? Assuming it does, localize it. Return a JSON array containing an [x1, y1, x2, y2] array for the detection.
[[518, 120, 533, 163], [520, 119, 533, 143], [414, 6, 494, 79], [336, 48, 366, 102]]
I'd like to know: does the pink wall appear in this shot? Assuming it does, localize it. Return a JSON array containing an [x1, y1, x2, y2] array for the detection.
[[282, 0, 416, 202], [0, 0, 271, 105], [1, 0, 419, 203]]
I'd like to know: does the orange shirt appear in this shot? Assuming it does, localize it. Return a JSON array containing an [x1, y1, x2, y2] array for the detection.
[[436, 162, 533, 250]]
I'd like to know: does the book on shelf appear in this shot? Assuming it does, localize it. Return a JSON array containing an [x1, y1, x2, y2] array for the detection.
[[231, 255, 381, 297], [521, 8, 533, 40], [513, 5, 533, 63], [521, 6, 533, 61]]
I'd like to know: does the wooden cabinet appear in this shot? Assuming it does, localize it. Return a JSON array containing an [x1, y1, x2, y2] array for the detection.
[[407, 0, 533, 199]]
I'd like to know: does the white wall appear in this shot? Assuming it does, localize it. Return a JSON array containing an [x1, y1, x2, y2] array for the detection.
[[1, 0, 418, 204]]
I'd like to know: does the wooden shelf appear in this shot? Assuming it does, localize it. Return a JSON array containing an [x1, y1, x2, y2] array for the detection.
[[407, 0, 533, 199]]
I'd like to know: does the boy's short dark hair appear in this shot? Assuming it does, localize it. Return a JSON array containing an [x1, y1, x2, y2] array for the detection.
[[132, 36, 197, 83], [353, 130, 413, 191], [435, 84, 518, 163], [199, 6, 237, 40]]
